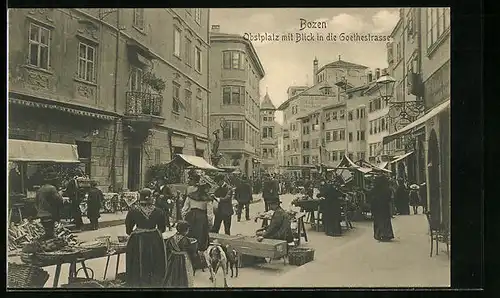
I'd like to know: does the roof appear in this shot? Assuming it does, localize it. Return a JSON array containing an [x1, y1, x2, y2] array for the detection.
[[277, 83, 328, 110], [9, 139, 80, 163], [210, 32, 265, 78], [260, 91, 276, 110], [317, 59, 369, 74]]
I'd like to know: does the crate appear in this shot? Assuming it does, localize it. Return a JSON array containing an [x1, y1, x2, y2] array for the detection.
[[229, 236, 287, 259], [288, 247, 315, 266]]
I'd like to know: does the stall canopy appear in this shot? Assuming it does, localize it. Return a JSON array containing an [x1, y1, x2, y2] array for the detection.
[[337, 155, 372, 173], [390, 151, 414, 164], [358, 160, 392, 174], [8, 139, 80, 163], [383, 99, 450, 145], [377, 161, 389, 170], [170, 154, 223, 171]]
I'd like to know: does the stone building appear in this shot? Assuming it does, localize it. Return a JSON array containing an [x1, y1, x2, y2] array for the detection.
[[383, 8, 450, 229], [259, 91, 279, 173], [8, 8, 210, 191], [208, 26, 265, 177], [278, 58, 369, 175]]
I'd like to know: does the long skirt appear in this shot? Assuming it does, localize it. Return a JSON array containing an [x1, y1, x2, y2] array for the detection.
[[185, 209, 209, 252], [164, 251, 194, 288], [373, 216, 395, 241], [126, 229, 167, 287], [323, 213, 342, 236]]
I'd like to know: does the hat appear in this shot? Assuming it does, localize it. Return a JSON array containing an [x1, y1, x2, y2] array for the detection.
[[139, 188, 153, 202], [410, 184, 420, 190]]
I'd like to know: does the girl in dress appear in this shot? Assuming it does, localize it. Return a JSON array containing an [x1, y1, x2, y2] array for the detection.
[[164, 221, 196, 287]]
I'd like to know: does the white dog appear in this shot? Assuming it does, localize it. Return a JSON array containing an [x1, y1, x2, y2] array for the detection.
[[204, 243, 229, 287]]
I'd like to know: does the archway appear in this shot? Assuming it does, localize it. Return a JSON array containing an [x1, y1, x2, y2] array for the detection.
[[427, 129, 441, 228]]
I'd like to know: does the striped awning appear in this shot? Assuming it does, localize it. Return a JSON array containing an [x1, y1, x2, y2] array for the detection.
[[9, 98, 116, 121]]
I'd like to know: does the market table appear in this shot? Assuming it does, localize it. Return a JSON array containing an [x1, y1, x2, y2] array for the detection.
[[103, 244, 127, 280], [256, 212, 308, 245], [291, 199, 322, 230]]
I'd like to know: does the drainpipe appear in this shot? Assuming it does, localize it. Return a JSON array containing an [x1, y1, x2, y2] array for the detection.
[[109, 10, 120, 191], [206, 9, 211, 161]]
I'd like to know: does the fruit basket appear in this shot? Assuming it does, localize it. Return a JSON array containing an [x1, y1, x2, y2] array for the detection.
[[8, 263, 50, 288], [288, 247, 315, 266]]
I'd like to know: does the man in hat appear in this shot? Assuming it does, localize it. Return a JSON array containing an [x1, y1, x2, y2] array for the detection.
[[35, 173, 63, 239], [154, 176, 173, 231], [262, 174, 280, 212], [257, 200, 293, 242], [235, 175, 252, 222], [211, 174, 234, 235]]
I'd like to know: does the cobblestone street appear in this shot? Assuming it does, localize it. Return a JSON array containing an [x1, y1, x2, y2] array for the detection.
[[29, 193, 449, 288]]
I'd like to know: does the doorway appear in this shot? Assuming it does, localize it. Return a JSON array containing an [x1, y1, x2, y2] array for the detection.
[[427, 129, 441, 228], [244, 159, 249, 177], [418, 140, 426, 184], [439, 111, 450, 229], [128, 146, 142, 191]]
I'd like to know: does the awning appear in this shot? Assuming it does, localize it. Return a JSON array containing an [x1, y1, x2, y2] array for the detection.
[[172, 154, 223, 171], [8, 139, 80, 163], [378, 161, 389, 169], [359, 160, 392, 173], [383, 99, 450, 145], [337, 155, 373, 173], [9, 98, 116, 121], [390, 151, 414, 164]]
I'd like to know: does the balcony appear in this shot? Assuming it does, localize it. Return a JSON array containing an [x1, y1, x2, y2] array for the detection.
[[124, 91, 164, 126]]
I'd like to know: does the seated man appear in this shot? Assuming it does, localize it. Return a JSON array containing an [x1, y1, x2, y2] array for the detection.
[[256, 200, 293, 243]]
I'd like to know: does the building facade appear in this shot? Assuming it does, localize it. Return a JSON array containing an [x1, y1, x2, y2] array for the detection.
[[208, 26, 265, 177], [278, 58, 369, 173], [260, 91, 279, 173], [8, 8, 210, 191]]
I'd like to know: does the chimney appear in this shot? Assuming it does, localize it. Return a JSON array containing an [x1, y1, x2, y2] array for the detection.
[[313, 57, 319, 85], [375, 68, 381, 79], [367, 70, 373, 83], [211, 25, 220, 33]]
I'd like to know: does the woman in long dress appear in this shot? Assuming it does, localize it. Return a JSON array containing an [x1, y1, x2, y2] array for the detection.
[[317, 179, 343, 237], [182, 172, 213, 270], [369, 175, 395, 242], [164, 220, 196, 287], [125, 188, 167, 288], [395, 179, 410, 215]]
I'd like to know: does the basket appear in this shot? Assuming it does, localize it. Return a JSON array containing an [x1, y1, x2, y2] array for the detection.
[[8, 263, 50, 288], [288, 247, 315, 266], [33, 249, 81, 265]]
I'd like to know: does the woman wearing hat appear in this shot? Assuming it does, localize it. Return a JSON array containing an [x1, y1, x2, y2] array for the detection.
[[181, 171, 212, 268], [124, 188, 167, 287], [409, 183, 421, 215]]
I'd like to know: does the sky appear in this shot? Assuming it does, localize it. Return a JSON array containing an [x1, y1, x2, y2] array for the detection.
[[210, 8, 400, 123]]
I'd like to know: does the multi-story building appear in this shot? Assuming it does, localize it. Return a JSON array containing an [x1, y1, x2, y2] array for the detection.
[[278, 58, 368, 173], [8, 8, 210, 191], [259, 91, 279, 173], [209, 25, 265, 177], [321, 102, 347, 166], [383, 8, 450, 229], [275, 122, 285, 173]]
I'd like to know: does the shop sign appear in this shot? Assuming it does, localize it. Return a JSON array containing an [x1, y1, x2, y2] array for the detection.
[[424, 60, 450, 109]]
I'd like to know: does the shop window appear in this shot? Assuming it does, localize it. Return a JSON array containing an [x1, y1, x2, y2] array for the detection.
[[173, 146, 183, 154], [195, 149, 204, 157]]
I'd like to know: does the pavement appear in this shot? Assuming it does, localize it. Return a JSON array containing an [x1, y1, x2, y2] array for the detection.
[[9, 193, 450, 288]]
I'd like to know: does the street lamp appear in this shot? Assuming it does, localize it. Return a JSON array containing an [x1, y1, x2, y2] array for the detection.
[[375, 75, 396, 103]]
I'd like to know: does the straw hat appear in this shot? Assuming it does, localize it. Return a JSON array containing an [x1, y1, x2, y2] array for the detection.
[[410, 184, 420, 190]]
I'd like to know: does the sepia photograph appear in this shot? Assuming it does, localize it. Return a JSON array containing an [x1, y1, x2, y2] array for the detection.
[[7, 7, 451, 289]]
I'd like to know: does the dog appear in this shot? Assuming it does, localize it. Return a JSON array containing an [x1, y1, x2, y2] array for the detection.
[[204, 243, 229, 287], [222, 244, 239, 278]]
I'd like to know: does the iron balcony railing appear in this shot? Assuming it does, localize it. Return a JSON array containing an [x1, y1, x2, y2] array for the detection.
[[126, 91, 163, 117]]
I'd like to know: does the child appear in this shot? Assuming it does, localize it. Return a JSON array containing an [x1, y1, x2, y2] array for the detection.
[[164, 221, 196, 287], [409, 185, 421, 215]]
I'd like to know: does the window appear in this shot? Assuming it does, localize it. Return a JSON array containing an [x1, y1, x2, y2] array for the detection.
[[174, 28, 181, 57], [262, 127, 273, 138], [28, 23, 50, 69], [332, 130, 338, 141], [381, 118, 386, 131], [349, 132, 353, 142], [286, 144, 290, 151], [129, 67, 143, 92], [154, 149, 161, 165], [222, 121, 244, 140], [356, 109, 360, 119], [360, 131, 365, 141], [427, 8, 450, 50], [396, 42, 402, 61], [77, 42, 96, 82], [302, 141, 310, 149], [133, 9, 144, 30], [194, 8, 202, 24], [222, 51, 245, 70], [195, 149, 204, 157], [332, 111, 337, 120], [76, 141, 92, 175], [302, 155, 310, 165], [339, 109, 345, 119], [357, 131, 360, 141], [370, 121, 373, 135], [184, 38, 192, 65], [325, 112, 331, 122], [222, 86, 244, 105], [360, 108, 365, 118], [348, 111, 353, 121], [172, 83, 181, 113], [340, 129, 345, 140], [195, 47, 202, 72], [185, 90, 192, 118], [326, 131, 332, 142], [173, 146, 183, 154]]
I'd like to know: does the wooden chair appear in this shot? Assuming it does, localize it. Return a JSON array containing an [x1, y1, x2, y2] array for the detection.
[[425, 212, 450, 259]]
